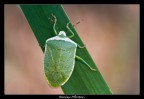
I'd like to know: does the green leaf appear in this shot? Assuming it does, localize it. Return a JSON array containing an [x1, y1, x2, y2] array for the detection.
[[20, 4, 112, 94]]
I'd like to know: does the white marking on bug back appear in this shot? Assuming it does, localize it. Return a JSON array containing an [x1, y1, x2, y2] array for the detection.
[[46, 31, 77, 46], [58, 31, 66, 36]]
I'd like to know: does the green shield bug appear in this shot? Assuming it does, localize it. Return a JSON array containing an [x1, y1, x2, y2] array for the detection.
[[44, 14, 96, 87]]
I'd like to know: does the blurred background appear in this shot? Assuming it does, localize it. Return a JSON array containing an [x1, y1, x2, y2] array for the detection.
[[4, 4, 139, 94]]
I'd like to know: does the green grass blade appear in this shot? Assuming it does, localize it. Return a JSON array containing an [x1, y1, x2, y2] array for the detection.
[[20, 4, 112, 94]]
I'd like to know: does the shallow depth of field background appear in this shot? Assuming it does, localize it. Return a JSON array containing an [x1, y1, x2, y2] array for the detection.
[[4, 4, 139, 94]]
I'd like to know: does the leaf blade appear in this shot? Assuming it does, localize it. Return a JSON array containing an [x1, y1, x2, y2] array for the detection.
[[20, 4, 112, 94]]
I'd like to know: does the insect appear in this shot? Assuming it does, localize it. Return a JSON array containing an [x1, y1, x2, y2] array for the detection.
[[44, 14, 96, 87]]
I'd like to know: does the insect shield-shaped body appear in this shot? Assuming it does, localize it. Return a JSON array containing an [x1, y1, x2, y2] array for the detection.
[[44, 14, 96, 87], [44, 31, 77, 87]]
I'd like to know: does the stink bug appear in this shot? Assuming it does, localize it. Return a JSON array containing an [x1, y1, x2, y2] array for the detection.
[[44, 14, 96, 87]]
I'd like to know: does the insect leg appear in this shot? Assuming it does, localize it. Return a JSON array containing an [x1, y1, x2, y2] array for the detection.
[[75, 55, 97, 71], [67, 22, 74, 38], [77, 44, 85, 49], [51, 14, 58, 35], [67, 22, 85, 48]]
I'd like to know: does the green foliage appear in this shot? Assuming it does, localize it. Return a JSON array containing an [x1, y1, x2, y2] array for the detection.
[[20, 4, 112, 94]]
